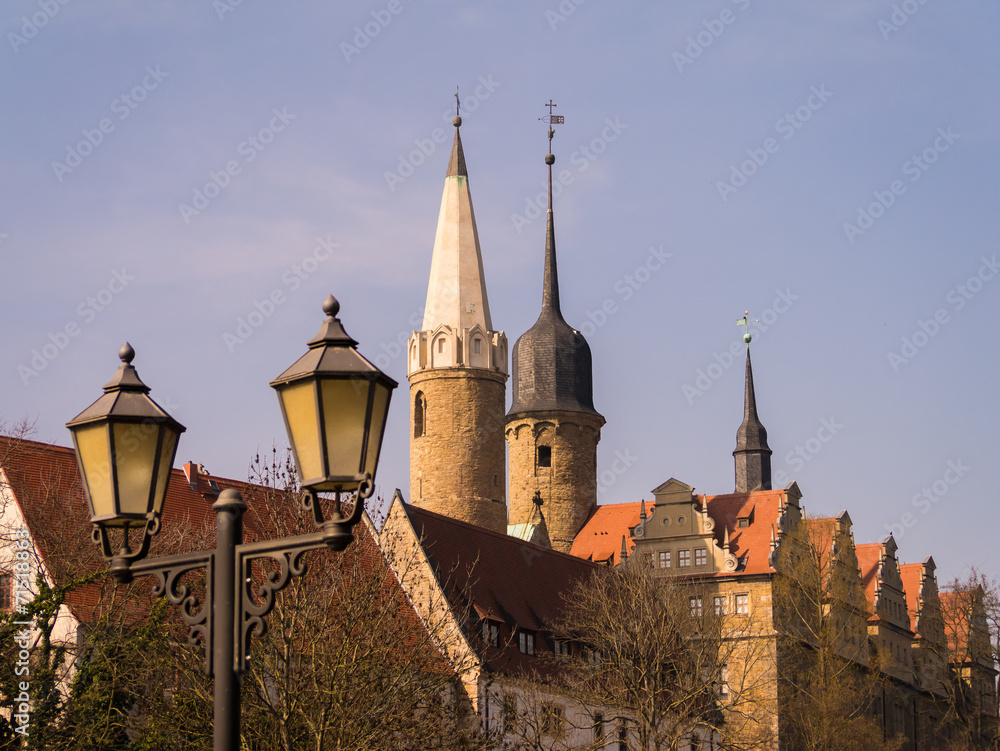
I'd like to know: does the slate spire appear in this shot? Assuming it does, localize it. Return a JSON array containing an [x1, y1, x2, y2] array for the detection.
[[507, 115, 601, 418], [734, 343, 773, 493]]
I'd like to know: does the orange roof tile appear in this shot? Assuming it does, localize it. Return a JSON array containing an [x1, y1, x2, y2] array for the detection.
[[571, 489, 789, 576]]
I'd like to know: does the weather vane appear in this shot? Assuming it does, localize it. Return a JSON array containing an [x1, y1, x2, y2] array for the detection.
[[737, 311, 758, 345], [539, 99, 564, 152], [455, 87, 461, 117]]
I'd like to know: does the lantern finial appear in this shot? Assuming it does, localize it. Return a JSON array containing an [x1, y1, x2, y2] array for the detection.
[[119, 341, 135, 364], [323, 294, 340, 319]]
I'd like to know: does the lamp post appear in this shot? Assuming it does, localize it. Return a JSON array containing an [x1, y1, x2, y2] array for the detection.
[[66, 294, 396, 751]]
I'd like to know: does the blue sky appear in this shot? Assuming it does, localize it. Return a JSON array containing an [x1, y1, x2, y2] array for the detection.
[[2, 1, 997, 583]]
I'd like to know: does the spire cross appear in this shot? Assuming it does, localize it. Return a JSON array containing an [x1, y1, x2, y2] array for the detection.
[[545, 99, 557, 116], [455, 87, 460, 117]]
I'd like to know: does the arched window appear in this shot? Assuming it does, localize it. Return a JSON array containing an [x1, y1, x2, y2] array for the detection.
[[414, 391, 426, 437]]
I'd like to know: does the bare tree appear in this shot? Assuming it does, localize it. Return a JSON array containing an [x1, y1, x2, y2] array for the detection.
[[939, 570, 999, 750], [502, 562, 775, 751], [773, 517, 903, 751]]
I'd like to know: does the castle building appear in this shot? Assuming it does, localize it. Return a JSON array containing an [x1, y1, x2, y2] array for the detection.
[[505, 145, 604, 554], [406, 115, 508, 534]]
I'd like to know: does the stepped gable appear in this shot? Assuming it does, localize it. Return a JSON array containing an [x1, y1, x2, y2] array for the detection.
[[570, 488, 788, 574]]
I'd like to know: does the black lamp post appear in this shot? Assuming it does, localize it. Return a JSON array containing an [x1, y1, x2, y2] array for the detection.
[[66, 294, 396, 751]]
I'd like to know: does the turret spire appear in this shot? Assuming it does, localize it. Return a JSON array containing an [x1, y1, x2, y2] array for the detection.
[[734, 315, 772, 493], [542, 103, 561, 315]]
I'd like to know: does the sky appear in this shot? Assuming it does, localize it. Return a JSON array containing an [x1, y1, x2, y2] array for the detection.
[[2, 1, 998, 584]]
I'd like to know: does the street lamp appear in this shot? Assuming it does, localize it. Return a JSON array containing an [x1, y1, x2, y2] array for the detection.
[[66, 294, 396, 751]]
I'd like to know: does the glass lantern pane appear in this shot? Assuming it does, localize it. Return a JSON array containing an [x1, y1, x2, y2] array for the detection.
[[112, 422, 160, 518], [279, 381, 321, 482], [151, 426, 180, 517], [320, 378, 369, 480], [363, 382, 391, 480], [73, 423, 114, 521]]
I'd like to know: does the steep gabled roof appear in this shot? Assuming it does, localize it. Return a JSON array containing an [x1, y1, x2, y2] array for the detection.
[[404, 502, 600, 678]]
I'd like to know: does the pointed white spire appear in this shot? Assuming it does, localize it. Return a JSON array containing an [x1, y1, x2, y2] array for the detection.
[[421, 120, 493, 332]]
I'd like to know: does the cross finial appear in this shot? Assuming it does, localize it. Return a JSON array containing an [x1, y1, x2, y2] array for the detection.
[[539, 99, 564, 154], [455, 87, 460, 117]]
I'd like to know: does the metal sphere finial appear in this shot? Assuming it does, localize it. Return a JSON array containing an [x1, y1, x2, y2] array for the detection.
[[119, 342, 135, 364], [323, 294, 340, 319], [453, 116, 462, 127], [744, 332, 752, 344], [545, 153, 555, 165]]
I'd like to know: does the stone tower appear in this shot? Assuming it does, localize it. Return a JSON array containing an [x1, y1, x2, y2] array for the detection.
[[506, 139, 605, 553], [734, 345, 772, 492], [407, 115, 508, 534]]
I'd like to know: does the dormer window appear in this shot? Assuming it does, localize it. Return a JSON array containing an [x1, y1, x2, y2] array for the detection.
[[519, 631, 535, 655], [737, 518, 750, 529], [482, 621, 500, 647]]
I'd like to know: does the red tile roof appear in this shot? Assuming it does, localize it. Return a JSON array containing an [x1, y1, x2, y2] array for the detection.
[[856, 543, 883, 613], [570, 489, 788, 576], [404, 502, 601, 679], [899, 562, 925, 628]]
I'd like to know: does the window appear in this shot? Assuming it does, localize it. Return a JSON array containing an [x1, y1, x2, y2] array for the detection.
[[678, 550, 691, 567], [720, 664, 730, 697], [695, 548, 707, 566], [482, 621, 499, 647], [473, 338, 481, 355], [690, 596, 703, 617], [0, 574, 11, 611], [541, 704, 564, 738], [658, 550, 671, 568], [644, 553, 654, 569], [502, 695, 517, 735], [537, 445, 552, 468], [413, 392, 426, 438], [617, 720, 629, 751], [552, 639, 570, 657], [583, 646, 602, 665], [735, 594, 749, 615], [437, 338, 444, 353], [593, 714, 605, 746], [519, 631, 535, 655], [713, 596, 727, 616], [737, 518, 749, 529]]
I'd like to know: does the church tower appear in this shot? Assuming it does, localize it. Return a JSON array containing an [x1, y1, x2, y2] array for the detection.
[[506, 110, 605, 553], [733, 323, 772, 493], [407, 113, 508, 534]]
